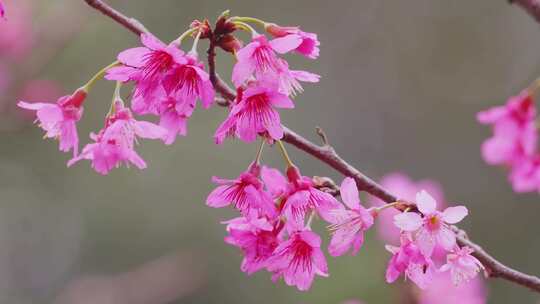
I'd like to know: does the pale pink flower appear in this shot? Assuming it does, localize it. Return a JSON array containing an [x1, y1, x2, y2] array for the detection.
[[477, 91, 536, 166], [265, 23, 320, 59], [67, 101, 167, 175], [327, 177, 374, 257], [206, 163, 277, 217], [214, 79, 293, 144], [417, 271, 486, 304], [274, 59, 320, 96], [18, 89, 86, 156], [267, 229, 328, 291], [232, 34, 303, 86], [107, 33, 187, 103], [224, 216, 280, 275], [393, 190, 468, 257], [261, 166, 341, 224], [440, 246, 484, 286], [385, 233, 434, 290], [508, 155, 540, 193], [369, 173, 444, 245]]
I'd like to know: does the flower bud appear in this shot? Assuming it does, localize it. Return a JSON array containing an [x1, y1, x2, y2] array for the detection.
[[218, 34, 243, 53]]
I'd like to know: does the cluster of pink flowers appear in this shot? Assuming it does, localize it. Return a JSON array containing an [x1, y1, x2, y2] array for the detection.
[[214, 20, 319, 144], [371, 173, 487, 302], [19, 26, 215, 174], [18, 11, 484, 294], [477, 90, 540, 193], [209, 165, 372, 290], [389, 190, 483, 289]]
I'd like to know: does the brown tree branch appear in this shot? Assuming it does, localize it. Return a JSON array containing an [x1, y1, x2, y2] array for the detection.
[[510, 0, 540, 23], [82, 0, 540, 293]]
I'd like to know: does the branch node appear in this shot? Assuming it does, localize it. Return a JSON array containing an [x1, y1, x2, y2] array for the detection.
[[315, 126, 330, 147]]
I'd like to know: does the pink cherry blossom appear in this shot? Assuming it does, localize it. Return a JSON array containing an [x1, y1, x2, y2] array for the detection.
[[508, 155, 540, 193], [232, 34, 302, 86], [477, 91, 537, 166], [417, 271, 486, 304], [206, 163, 277, 217], [214, 79, 293, 144], [156, 93, 192, 145], [18, 89, 86, 156], [440, 246, 484, 286], [369, 173, 445, 244], [261, 166, 341, 224], [274, 59, 320, 96], [266, 229, 328, 291], [67, 101, 167, 175], [393, 190, 468, 257], [107, 33, 187, 103], [385, 233, 435, 290], [224, 216, 281, 275], [265, 23, 320, 59], [327, 177, 374, 257], [0, 0, 33, 60], [161, 52, 215, 109], [0, 1, 5, 19]]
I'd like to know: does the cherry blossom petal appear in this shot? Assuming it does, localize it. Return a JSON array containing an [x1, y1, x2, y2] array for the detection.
[[442, 206, 468, 224], [416, 190, 437, 215], [394, 212, 423, 231]]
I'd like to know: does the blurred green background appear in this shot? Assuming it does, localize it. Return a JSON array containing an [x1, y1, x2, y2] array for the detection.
[[1, 0, 540, 303]]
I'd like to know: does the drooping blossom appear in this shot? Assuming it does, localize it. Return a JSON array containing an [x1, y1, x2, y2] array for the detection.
[[369, 173, 445, 245], [161, 52, 215, 109], [18, 88, 86, 156], [266, 228, 328, 291], [214, 79, 294, 144], [68, 101, 167, 175], [223, 216, 280, 275], [231, 34, 303, 86], [327, 177, 374, 257], [156, 93, 193, 145], [261, 165, 341, 224], [274, 58, 320, 96], [134, 86, 196, 145], [417, 271, 486, 304], [106, 33, 187, 105], [440, 246, 484, 286], [385, 233, 435, 290], [508, 155, 540, 193], [393, 190, 468, 257], [477, 91, 537, 166], [206, 162, 277, 217], [265, 23, 320, 59]]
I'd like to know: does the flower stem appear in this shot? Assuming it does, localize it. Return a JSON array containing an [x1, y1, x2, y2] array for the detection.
[[254, 139, 265, 164], [372, 201, 401, 213], [276, 140, 294, 168], [232, 21, 258, 36], [306, 211, 316, 229], [173, 28, 197, 46], [230, 16, 266, 27], [190, 30, 203, 54], [528, 78, 540, 96], [82, 61, 120, 93], [108, 81, 123, 115]]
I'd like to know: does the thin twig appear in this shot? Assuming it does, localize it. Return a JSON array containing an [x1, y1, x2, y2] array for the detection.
[[82, 0, 540, 293]]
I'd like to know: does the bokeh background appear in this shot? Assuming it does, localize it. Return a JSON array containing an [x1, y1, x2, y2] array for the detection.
[[1, 0, 540, 303]]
